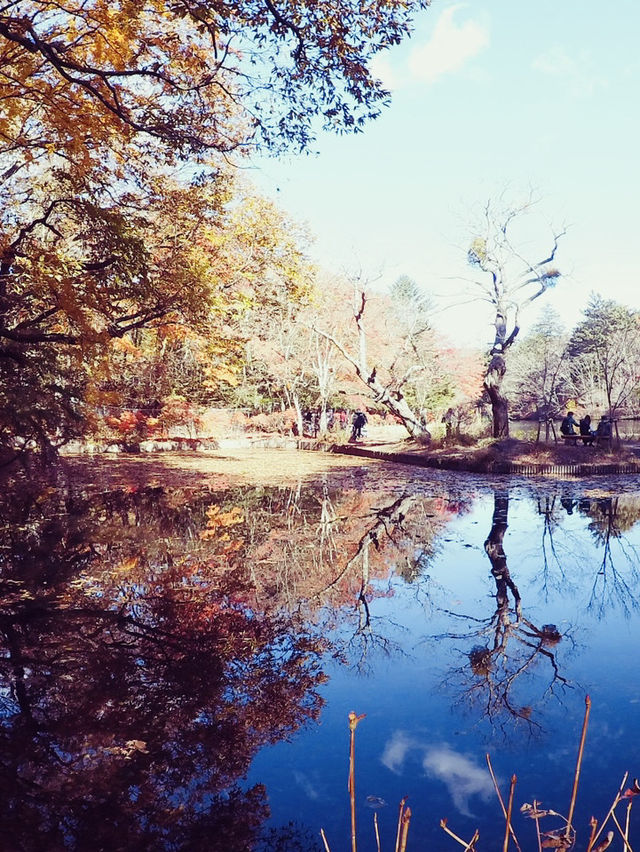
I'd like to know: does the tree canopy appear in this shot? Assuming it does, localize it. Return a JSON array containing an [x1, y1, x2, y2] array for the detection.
[[1, 0, 435, 455], [0, 0, 431, 162]]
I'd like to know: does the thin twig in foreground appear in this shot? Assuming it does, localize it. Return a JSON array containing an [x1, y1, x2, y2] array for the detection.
[[320, 828, 331, 852], [441, 818, 478, 848], [566, 694, 591, 837], [374, 812, 381, 852], [487, 755, 521, 852], [587, 773, 629, 852], [533, 800, 544, 852], [348, 711, 365, 852], [503, 775, 517, 852]]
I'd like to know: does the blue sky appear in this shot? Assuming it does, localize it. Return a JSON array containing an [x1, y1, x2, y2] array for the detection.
[[251, 0, 640, 348]]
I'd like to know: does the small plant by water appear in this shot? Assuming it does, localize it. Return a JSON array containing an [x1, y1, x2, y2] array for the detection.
[[323, 697, 639, 851]]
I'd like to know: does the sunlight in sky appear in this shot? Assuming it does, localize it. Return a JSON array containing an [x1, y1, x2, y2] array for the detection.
[[251, 0, 640, 349]]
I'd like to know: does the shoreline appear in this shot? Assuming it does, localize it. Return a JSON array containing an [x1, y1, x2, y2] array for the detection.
[[322, 437, 640, 477]]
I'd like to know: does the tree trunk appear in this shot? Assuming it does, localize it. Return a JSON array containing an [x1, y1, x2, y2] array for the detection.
[[318, 402, 328, 435], [484, 353, 509, 438], [291, 392, 303, 438], [369, 382, 431, 443], [313, 302, 431, 442]]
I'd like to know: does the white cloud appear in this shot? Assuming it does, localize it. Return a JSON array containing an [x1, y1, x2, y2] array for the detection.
[[380, 733, 495, 818], [381, 730, 413, 773], [370, 53, 398, 91], [408, 5, 489, 84], [293, 770, 320, 800], [423, 744, 494, 818]]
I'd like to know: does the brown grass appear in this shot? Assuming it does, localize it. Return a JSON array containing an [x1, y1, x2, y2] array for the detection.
[[362, 437, 640, 473]]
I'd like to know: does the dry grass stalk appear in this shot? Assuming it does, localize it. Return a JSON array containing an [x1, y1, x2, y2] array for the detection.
[[566, 694, 591, 837], [487, 755, 521, 852], [587, 816, 598, 852], [374, 812, 381, 852], [503, 775, 517, 852], [440, 818, 478, 849], [609, 809, 633, 852], [625, 801, 633, 848], [395, 796, 408, 852], [587, 773, 629, 852], [348, 711, 365, 852], [398, 807, 412, 852], [320, 827, 332, 852], [464, 828, 480, 852], [463, 829, 480, 851]]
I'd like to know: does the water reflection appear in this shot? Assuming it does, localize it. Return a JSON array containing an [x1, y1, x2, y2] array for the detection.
[[3, 460, 640, 848], [537, 491, 640, 616], [435, 490, 570, 732], [580, 495, 640, 617], [0, 471, 326, 850]]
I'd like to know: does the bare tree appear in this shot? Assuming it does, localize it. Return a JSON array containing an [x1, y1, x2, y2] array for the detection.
[[505, 307, 571, 420], [314, 277, 432, 442], [568, 295, 640, 419], [464, 195, 566, 437]]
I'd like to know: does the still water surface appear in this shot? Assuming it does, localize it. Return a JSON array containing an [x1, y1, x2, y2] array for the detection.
[[2, 453, 640, 850]]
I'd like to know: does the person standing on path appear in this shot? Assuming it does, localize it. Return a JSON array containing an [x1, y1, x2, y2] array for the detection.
[[351, 410, 367, 441]]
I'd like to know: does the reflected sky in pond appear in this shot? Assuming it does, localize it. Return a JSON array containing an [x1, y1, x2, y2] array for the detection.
[[2, 455, 640, 851]]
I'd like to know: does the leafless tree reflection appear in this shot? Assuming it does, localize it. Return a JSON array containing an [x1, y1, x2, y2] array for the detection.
[[437, 490, 570, 732], [536, 494, 576, 600], [314, 494, 418, 671], [578, 495, 640, 618]]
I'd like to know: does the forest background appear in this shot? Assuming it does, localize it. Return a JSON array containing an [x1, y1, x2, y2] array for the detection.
[[2, 0, 639, 458]]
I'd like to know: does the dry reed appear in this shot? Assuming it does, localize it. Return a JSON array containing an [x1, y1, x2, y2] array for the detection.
[[320, 700, 636, 851]]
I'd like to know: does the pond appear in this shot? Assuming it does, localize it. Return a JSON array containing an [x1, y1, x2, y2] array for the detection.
[[1, 451, 640, 851]]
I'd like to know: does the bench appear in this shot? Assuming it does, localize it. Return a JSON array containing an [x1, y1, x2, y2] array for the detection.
[[561, 433, 595, 446]]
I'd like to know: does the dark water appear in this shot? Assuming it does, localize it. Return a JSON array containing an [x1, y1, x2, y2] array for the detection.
[[2, 456, 640, 851]]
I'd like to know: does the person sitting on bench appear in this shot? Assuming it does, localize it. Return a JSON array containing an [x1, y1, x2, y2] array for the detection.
[[596, 416, 612, 441], [579, 414, 596, 445], [560, 411, 579, 436]]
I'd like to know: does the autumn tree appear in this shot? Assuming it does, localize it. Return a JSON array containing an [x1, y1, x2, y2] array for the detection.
[[0, 0, 433, 163], [1, 0, 433, 454], [91, 188, 314, 432], [463, 195, 565, 437]]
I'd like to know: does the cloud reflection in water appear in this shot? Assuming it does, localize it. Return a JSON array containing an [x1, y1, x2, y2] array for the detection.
[[381, 732, 494, 817]]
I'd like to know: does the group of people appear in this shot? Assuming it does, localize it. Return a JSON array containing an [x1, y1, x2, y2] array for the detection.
[[300, 408, 369, 439], [560, 411, 613, 444]]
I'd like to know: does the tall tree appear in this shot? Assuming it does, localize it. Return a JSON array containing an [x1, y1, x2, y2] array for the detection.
[[464, 196, 565, 437], [505, 307, 571, 419], [1, 0, 433, 454], [568, 295, 640, 418], [314, 276, 434, 441]]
